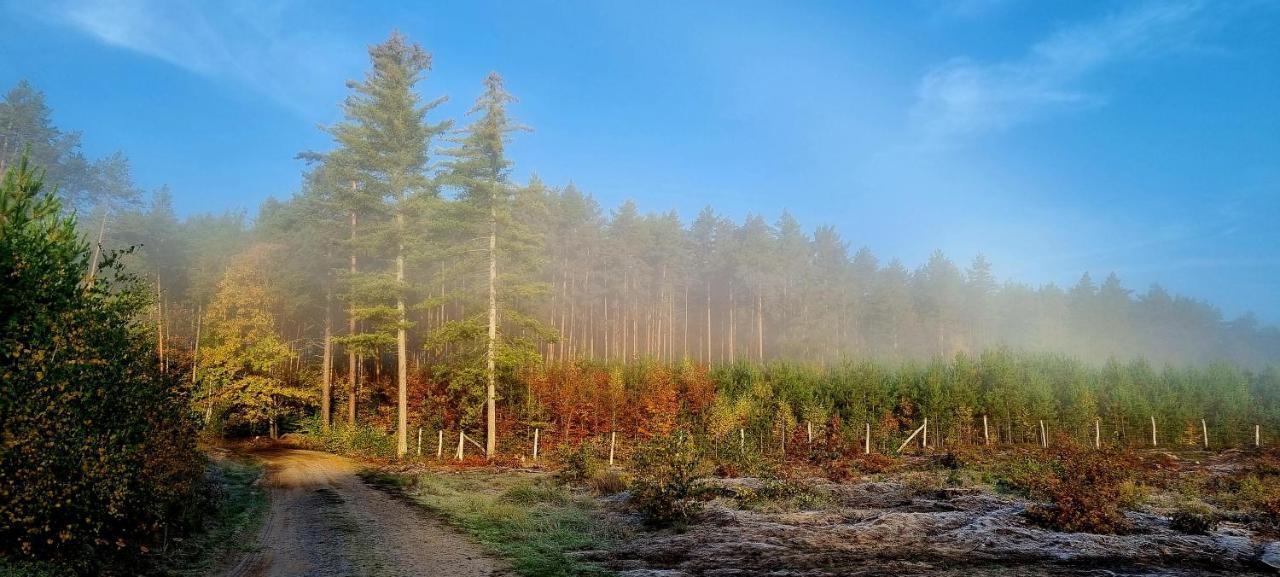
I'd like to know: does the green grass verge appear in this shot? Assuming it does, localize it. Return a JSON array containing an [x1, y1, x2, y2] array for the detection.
[[0, 559, 65, 577], [363, 470, 621, 577]]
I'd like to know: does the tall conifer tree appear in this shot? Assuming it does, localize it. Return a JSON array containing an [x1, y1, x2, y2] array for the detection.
[[328, 32, 448, 457]]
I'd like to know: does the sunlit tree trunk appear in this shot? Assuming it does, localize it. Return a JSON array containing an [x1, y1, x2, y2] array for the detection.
[[396, 208, 408, 458], [322, 288, 332, 430], [348, 210, 358, 425], [756, 288, 764, 362], [486, 200, 498, 458]]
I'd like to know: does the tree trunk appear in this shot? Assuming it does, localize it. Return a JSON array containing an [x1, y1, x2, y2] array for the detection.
[[705, 280, 711, 364], [756, 288, 764, 362], [348, 209, 358, 426], [486, 202, 498, 458], [729, 289, 736, 364], [322, 289, 333, 430], [396, 211, 408, 458]]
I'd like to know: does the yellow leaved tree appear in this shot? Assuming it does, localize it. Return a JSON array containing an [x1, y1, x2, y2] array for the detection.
[[196, 243, 313, 438]]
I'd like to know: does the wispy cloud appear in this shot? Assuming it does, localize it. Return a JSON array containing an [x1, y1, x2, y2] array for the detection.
[[912, 0, 1211, 141], [19, 0, 359, 117]]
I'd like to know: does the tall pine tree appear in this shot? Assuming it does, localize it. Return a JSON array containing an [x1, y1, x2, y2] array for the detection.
[[327, 32, 448, 457]]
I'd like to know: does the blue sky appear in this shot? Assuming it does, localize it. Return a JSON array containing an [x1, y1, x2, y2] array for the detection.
[[2, 0, 1278, 323]]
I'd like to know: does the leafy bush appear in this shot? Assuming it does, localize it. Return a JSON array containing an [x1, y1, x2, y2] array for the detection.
[[555, 440, 600, 484], [0, 158, 203, 571], [295, 416, 395, 459], [737, 478, 827, 511], [712, 445, 776, 478], [1170, 501, 1218, 534], [901, 471, 946, 497], [850, 452, 897, 475], [1023, 443, 1137, 534], [630, 434, 708, 527]]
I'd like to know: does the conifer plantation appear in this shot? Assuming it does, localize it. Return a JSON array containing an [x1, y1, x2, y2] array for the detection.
[[3, 28, 1280, 577]]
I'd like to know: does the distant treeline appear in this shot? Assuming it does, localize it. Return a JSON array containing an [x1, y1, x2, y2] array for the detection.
[[2, 33, 1277, 452]]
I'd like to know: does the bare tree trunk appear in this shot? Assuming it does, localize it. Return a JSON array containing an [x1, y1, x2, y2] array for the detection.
[[706, 280, 711, 364], [322, 288, 333, 431], [396, 210, 408, 458], [86, 211, 108, 287], [156, 275, 165, 373], [729, 289, 736, 364], [486, 202, 498, 458], [756, 288, 764, 362], [348, 209, 358, 425], [192, 306, 202, 385], [684, 284, 689, 359]]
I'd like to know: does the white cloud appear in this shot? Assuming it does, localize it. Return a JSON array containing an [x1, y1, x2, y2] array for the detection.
[[20, 0, 359, 117], [913, 0, 1210, 141]]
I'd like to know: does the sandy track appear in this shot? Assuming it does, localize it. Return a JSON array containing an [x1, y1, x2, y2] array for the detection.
[[219, 448, 506, 577]]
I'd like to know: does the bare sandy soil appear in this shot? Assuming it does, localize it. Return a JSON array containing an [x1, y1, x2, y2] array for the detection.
[[217, 447, 508, 577]]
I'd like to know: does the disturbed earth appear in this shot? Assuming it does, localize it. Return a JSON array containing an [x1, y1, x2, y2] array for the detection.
[[592, 477, 1280, 577]]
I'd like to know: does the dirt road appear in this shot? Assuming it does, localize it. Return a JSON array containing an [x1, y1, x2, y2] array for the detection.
[[219, 447, 506, 577]]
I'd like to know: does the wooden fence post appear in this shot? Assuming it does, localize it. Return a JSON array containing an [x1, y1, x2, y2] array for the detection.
[[437, 430, 443, 459], [1151, 416, 1158, 447], [807, 421, 813, 444], [739, 428, 745, 453], [609, 431, 616, 467], [1257, 424, 1262, 448], [533, 428, 540, 461], [1094, 418, 1101, 449], [1039, 420, 1047, 448], [417, 427, 422, 457], [983, 415, 990, 446], [865, 422, 871, 455], [922, 418, 928, 449], [456, 430, 465, 460], [1201, 419, 1208, 449], [896, 422, 928, 454]]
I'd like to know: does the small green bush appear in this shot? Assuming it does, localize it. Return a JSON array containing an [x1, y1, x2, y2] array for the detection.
[[296, 417, 395, 459], [901, 471, 946, 497], [555, 440, 600, 484], [1170, 501, 1218, 534], [738, 478, 827, 511], [630, 434, 708, 528]]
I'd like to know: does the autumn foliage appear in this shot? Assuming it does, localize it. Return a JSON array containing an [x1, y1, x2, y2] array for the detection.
[[0, 159, 203, 570]]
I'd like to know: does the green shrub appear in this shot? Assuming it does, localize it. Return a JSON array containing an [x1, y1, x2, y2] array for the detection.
[[738, 478, 827, 511], [555, 440, 600, 484], [901, 471, 946, 497], [630, 433, 708, 528], [1170, 501, 1218, 534], [0, 158, 203, 572], [296, 416, 395, 459]]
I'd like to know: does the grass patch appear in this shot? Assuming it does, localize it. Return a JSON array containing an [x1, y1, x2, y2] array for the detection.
[[0, 559, 65, 577], [366, 470, 619, 577]]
